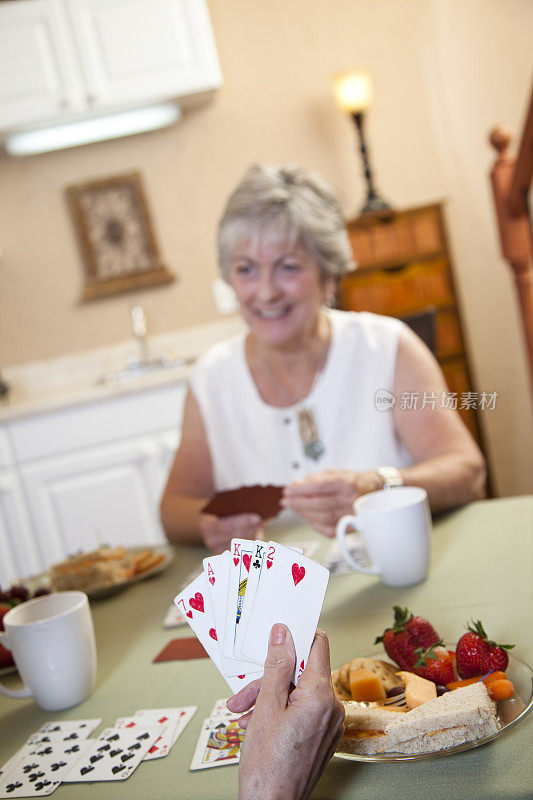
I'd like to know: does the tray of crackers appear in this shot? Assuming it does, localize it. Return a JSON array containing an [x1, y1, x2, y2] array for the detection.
[[24, 545, 173, 600]]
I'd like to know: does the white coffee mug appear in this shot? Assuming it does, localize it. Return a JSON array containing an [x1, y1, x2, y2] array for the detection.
[[335, 486, 432, 587], [0, 591, 96, 711]]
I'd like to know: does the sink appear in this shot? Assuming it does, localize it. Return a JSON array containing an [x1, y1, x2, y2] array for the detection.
[[97, 356, 195, 386]]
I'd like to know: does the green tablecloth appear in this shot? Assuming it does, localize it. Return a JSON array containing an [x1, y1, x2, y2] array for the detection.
[[1, 496, 532, 799]]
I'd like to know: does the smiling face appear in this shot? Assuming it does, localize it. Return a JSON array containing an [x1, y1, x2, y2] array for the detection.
[[228, 230, 334, 352]]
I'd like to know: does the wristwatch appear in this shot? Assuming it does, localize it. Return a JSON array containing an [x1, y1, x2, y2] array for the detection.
[[376, 466, 404, 488]]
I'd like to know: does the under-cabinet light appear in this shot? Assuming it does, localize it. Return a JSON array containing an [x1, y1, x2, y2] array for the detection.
[[4, 102, 181, 156]]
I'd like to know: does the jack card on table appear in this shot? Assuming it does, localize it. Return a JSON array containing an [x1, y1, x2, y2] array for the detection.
[[240, 541, 329, 683], [190, 717, 245, 770]]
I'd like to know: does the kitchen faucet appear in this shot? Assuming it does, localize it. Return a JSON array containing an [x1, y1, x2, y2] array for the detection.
[[97, 305, 195, 385]]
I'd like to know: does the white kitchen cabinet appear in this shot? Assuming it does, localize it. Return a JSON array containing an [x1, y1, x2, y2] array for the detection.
[[19, 432, 178, 570], [0, 0, 84, 128], [0, 468, 42, 586], [0, 0, 221, 132], [66, 0, 222, 109], [0, 381, 185, 579]]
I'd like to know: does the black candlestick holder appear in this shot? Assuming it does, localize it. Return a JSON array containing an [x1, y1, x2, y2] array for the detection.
[[352, 112, 391, 215]]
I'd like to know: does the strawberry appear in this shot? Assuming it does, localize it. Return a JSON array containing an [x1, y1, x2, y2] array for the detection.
[[405, 615, 440, 649], [455, 620, 514, 679], [0, 603, 14, 669], [375, 606, 441, 671], [414, 643, 455, 685]]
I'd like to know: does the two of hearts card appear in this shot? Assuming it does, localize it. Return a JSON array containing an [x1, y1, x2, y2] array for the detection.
[[174, 539, 329, 691]]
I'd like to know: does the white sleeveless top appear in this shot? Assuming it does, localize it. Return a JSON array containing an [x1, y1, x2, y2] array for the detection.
[[189, 309, 414, 491]]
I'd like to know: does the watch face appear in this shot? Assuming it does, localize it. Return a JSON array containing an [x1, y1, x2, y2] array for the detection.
[[377, 468, 403, 487]]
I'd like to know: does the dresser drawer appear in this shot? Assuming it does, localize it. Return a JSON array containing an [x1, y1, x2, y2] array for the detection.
[[347, 205, 444, 269], [339, 258, 454, 316]]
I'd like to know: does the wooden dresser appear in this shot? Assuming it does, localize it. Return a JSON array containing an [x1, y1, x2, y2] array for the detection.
[[338, 202, 482, 444]]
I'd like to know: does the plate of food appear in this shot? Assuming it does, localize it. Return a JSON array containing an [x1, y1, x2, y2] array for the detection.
[[22, 544, 174, 600], [332, 609, 533, 762]]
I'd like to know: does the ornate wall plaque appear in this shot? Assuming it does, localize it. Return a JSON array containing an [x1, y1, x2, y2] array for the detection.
[[66, 171, 176, 301]]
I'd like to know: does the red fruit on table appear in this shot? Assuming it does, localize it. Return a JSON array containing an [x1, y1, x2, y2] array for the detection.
[[455, 620, 514, 678], [33, 587, 51, 597], [0, 603, 15, 668], [414, 643, 456, 685], [0, 603, 10, 630], [405, 614, 441, 649], [375, 606, 441, 671], [7, 585, 29, 603]]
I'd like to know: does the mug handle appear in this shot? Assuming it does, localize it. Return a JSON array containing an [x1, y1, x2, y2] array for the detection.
[[0, 631, 33, 699], [335, 515, 380, 575]]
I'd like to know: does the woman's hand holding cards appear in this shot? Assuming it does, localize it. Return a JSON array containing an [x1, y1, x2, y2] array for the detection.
[[283, 469, 383, 537], [229, 625, 345, 800], [199, 513, 263, 554]]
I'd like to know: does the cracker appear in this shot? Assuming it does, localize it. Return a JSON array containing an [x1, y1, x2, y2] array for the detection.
[[332, 657, 403, 700], [348, 658, 403, 691], [331, 668, 352, 701], [134, 549, 165, 574]]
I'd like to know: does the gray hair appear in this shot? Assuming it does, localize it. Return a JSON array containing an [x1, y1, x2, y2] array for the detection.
[[217, 163, 355, 282]]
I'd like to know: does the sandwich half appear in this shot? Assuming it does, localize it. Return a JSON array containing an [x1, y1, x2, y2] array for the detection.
[[339, 682, 500, 756], [340, 705, 407, 756]]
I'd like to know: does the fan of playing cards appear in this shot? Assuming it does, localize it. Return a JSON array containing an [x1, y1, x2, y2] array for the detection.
[[174, 539, 330, 693]]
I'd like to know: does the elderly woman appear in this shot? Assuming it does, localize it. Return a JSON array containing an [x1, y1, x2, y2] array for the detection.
[[161, 164, 485, 551]]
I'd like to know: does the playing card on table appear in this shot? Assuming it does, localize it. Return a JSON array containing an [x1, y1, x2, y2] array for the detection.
[[26, 719, 102, 746], [114, 715, 176, 761], [174, 572, 260, 694], [190, 717, 245, 770], [0, 737, 93, 798], [63, 727, 160, 782], [209, 698, 232, 718], [163, 602, 187, 628], [241, 541, 329, 683], [134, 706, 197, 747], [204, 550, 263, 678]]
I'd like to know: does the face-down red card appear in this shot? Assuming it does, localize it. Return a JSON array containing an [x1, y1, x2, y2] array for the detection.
[[201, 484, 283, 520]]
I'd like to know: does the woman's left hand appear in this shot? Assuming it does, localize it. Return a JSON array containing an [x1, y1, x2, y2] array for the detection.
[[282, 469, 382, 537], [228, 625, 345, 800]]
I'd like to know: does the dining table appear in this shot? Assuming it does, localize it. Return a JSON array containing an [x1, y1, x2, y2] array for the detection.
[[0, 494, 532, 799]]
